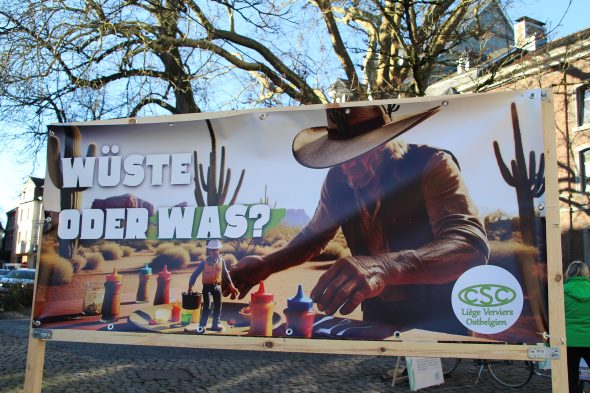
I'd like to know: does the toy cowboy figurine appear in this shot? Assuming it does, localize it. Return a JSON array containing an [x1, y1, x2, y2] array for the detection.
[[188, 240, 238, 332]]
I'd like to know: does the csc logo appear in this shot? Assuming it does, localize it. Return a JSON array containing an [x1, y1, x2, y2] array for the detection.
[[458, 284, 516, 307]]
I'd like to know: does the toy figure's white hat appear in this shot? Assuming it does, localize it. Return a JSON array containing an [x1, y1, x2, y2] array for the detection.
[[206, 239, 222, 249]]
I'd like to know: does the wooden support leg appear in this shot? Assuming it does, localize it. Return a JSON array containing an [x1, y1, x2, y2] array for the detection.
[[541, 90, 569, 393], [24, 334, 46, 393]]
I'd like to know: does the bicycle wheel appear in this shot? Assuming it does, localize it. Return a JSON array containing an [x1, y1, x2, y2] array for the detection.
[[441, 358, 461, 377], [532, 362, 552, 379], [487, 360, 534, 388]]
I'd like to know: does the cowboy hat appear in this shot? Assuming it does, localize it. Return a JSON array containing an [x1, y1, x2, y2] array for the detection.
[[206, 239, 222, 250], [292, 105, 440, 169]]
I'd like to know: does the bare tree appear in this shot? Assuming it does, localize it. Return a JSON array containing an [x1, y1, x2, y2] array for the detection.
[[0, 0, 513, 151]]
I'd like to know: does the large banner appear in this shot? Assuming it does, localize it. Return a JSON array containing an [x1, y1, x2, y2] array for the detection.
[[34, 90, 549, 345]]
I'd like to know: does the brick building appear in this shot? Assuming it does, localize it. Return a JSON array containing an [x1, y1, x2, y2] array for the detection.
[[427, 20, 590, 265]]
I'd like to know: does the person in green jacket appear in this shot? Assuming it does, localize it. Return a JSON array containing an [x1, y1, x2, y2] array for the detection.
[[564, 260, 590, 393]]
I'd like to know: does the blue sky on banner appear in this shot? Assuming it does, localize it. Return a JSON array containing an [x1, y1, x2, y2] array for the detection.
[[0, 0, 587, 225]]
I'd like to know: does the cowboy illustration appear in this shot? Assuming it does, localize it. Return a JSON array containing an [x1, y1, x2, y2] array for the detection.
[[229, 104, 490, 334], [188, 240, 238, 332]]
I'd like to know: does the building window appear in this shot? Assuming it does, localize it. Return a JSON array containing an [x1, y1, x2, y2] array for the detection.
[[577, 84, 590, 127], [581, 149, 590, 193]]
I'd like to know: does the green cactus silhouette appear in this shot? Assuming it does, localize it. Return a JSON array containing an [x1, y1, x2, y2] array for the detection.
[[259, 185, 277, 208], [493, 102, 547, 334], [47, 126, 97, 260], [493, 102, 545, 246], [194, 119, 245, 206]]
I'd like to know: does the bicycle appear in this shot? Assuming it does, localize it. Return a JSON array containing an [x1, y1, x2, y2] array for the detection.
[[441, 358, 537, 388]]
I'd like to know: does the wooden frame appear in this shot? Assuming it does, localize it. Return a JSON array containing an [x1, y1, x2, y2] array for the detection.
[[24, 90, 567, 392], [542, 91, 568, 391]]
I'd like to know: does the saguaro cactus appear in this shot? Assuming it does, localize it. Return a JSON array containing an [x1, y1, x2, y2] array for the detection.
[[493, 102, 547, 333], [47, 126, 97, 260], [493, 102, 545, 246], [194, 119, 245, 206], [259, 184, 277, 208]]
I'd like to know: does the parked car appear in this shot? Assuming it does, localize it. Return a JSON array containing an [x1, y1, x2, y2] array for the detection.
[[0, 269, 36, 293], [0, 269, 10, 277]]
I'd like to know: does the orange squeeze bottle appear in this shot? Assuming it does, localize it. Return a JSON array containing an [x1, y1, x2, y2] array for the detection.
[[100, 267, 122, 323], [249, 281, 275, 337]]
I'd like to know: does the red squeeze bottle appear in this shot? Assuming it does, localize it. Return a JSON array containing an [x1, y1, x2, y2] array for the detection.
[[100, 267, 122, 323], [249, 281, 275, 337], [153, 265, 171, 305], [284, 284, 315, 338]]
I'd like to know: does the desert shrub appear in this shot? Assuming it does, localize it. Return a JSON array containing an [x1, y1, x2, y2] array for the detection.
[[220, 242, 234, 254], [71, 254, 87, 272], [121, 246, 134, 257], [181, 243, 205, 261], [79, 239, 99, 248], [83, 252, 105, 271], [155, 242, 176, 255], [488, 240, 540, 281], [223, 254, 238, 268], [38, 253, 74, 286], [193, 249, 206, 261], [77, 246, 91, 256], [100, 242, 124, 260], [150, 246, 190, 272], [224, 239, 262, 260], [489, 240, 539, 261], [484, 210, 514, 241], [146, 239, 160, 248], [120, 239, 152, 251], [262, 225, 299, 246]]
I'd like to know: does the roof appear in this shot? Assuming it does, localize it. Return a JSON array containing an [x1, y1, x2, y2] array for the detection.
[[426, 26, 590, 95], [484, 26, 590, 74], [515, 16, 545, 26], [531, 27, 590, 55], [30, 177, 44, 188]]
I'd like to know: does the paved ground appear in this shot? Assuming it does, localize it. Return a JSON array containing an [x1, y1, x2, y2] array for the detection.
[[0, 315, 553, 392]]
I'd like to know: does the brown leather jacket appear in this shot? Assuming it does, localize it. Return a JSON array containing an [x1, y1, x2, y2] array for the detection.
[[285, 144, 489, 333]]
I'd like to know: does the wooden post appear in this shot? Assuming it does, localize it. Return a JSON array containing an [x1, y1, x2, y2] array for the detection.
[[24, 255, 46, 393], [542, 90, 569, 392], [24, 334, 46, 393]]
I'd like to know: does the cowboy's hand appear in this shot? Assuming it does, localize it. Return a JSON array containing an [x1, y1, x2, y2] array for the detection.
[[229, 255, 269, 299], [310, 255, 388, 316]]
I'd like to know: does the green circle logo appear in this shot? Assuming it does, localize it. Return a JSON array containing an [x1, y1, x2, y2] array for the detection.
[[452, 266, 523, 334], [458, 284, 516, 307]]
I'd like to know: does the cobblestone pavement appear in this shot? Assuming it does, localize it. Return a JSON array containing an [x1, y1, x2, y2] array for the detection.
[[0, 318, 553, 392]]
